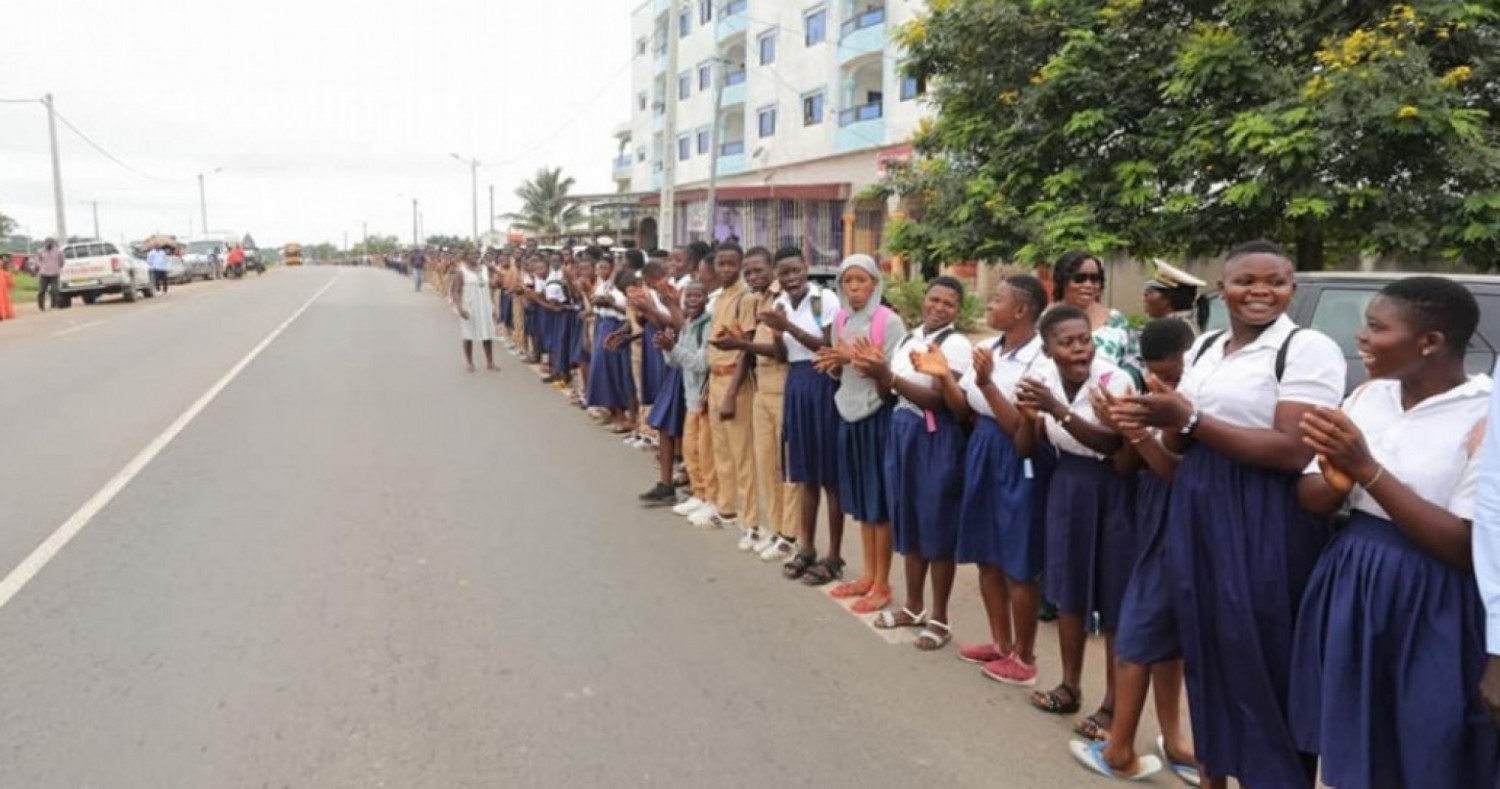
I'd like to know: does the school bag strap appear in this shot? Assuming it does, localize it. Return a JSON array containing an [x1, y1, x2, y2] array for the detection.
[[1190, 327, 1302, 382], [835, 304, 895, 347]]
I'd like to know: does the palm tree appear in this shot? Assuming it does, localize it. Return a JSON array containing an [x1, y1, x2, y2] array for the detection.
[[504, 167, 585, 238]]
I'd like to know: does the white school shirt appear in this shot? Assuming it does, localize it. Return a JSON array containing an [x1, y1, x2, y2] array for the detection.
[[959, 333, 1045, 418], [1462, 362, 1500, 654], [888, 323, 973, 417], [1302, 375, 1491, 521], [773, 284, 841, 363], [593, 280, 626, 320], [1035, 356, 1135, 459], [543, 270, 566, 304], [1179, 314, 1345, 429]]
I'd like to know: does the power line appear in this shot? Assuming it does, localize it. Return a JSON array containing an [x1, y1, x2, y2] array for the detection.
[[51, 109, 187, 184], [487, 56, 635, 175]]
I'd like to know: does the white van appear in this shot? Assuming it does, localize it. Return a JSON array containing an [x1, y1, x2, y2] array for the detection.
[[58, 241, 155, 306]]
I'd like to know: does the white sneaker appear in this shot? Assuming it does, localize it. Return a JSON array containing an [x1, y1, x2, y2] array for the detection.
[[737, 527, 763, 552], [623, 434, 642, 447], [760, 536, 797, 562], [688, 505, 730, 529], [672, 496, 704, 516], [750, 530, 777, 555]]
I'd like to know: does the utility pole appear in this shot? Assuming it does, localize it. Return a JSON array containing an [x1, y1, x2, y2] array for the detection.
[[488, 184, 495, 236], [198, 174, 208, 235], [412, 198, 419, 247], [450, 154, 480, 247], [90, 200, 99, 239], [659, 13, 679, 247], [43, 93, 67, 242], [704, 52, 726, 243]]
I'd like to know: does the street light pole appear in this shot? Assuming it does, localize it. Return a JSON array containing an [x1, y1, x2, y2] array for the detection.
[[451, 154, 481, 247], [90, 200, 99, 239], [43, 93, 67, 241], [488, 184, 495, 236], [197, 168, 221, 237]]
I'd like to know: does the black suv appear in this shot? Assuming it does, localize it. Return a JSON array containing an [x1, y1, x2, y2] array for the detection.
[[1204, 272, 1500, 393]]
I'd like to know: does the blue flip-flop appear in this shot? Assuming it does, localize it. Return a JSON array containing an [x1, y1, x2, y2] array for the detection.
[[1069, 738, 1163, 782], [1156, 735, 1202, 786]]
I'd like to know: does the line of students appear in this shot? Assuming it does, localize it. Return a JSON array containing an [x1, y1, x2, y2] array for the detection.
[[494, 238, 1497, 788]]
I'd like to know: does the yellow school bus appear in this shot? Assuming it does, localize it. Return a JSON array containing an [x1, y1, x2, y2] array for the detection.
[[283, 243, 304, 266]]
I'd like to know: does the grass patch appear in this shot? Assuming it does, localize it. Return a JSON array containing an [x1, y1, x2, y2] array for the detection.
[[11, 272, 39, 301]]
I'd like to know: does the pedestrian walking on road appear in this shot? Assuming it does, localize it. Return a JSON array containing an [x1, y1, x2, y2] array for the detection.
[[0, 256, 15, 321], [410, 247, 426, 293], [449, 250, 498, 373], [35, 239, 63, 311], [147, 245, 170, 294]]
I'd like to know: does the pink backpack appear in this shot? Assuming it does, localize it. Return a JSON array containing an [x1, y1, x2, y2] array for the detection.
[[834, 304, 896, 348]]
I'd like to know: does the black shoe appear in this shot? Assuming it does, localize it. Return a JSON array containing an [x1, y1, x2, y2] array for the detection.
[[638, 483, 676, 506]]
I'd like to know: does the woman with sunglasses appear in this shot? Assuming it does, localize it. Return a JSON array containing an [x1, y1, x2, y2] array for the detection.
[[1052, 251, 1140, 386]]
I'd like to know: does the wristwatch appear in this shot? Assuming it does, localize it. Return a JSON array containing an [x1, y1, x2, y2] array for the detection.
[[1180, 409, 1202, 437]]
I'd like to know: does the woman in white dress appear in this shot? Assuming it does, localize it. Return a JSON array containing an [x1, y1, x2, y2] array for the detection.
[[449, 249, 498, 372]]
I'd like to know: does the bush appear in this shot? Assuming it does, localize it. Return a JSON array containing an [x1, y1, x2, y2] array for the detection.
[[883, 275, 984, 332]]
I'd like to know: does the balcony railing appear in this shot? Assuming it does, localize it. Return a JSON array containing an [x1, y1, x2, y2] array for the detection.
[[720, 140, 746, 156], [613, 155, 633, 169], [840, 7, 885, 38], [838, 102, 884, 126], [725, 67, 747, 86], [725, 0, 747, 15]]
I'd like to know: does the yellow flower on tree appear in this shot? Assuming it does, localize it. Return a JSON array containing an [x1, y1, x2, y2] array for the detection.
[[1396, 105, 1420, 120]]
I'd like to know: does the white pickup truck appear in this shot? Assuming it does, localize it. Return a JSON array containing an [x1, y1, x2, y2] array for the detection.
[[58, 241, 156, 307]]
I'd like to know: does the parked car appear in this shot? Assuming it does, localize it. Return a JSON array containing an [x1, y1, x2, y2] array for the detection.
[[182, 239, 225, 281], [1202, 271, 1500, 393], [57, 241, 155, 306]]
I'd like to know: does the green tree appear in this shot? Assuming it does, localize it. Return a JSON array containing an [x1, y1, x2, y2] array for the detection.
[[887, 0, 1500, 270], [0, 210, 15, 238], [352, 234, 401, 256], [424, 234, 471, 251], [504, 167, 584, 238], [307, 242, 339, 261]]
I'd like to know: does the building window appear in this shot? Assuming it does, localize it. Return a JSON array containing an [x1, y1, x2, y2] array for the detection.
[[699, 0, 713, 24], [678, 72, 692, 100], [679, 9, 691, 37], [805, 7, 826, 45], [636, 38, 647, 56], [699, 63, 713, 91], [697, 128, 711, 154], [636, 146, 647, 163], [802, 91, 825, 126], [900, 75, 926, 101], [678, 135, 691, 161], [758, 31, 776, 65], [637, 91, 648, 111], [758, 106, 777, 137]]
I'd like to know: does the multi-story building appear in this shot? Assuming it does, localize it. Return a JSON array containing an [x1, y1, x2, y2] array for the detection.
[[611, 0, 927, 263]]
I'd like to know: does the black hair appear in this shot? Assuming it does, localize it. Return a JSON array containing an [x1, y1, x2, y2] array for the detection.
[[1052, 250, 1104, 299], [624, 248, 645, 270], [614, 268, 641, 291], [577, 247, 600, 263], [687, 240, 712, 263], [647, 248, 669, 260], [773, 246, 803, 265], [715, 242, 744, 259], [1380, 276, 1479, 356], [1147, 282, 1200, 312], [1139, 317, 1197, 362], [1039, 304, 1090, 343], [744, 245, 772, 263], [1224, 239, 1291, 266], [642, 261, 666, 280], [927, 275, 965, 301], [1003, 275, 1048, 320]]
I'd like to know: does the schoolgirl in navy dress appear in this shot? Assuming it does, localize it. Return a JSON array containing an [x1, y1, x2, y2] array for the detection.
[[587, 252, 638, 433], [942, 276, 1051, 683], [568, 260, 597, 406], [814, 254, 907, 613], [1016, 305, 1135, 737], [541, 260, 573, 386], [761, 249, 847, 582], [1118, 241, 1344, 788], [1071, 317, 1199, 782], [639, 278, 701, 508], [1289, 277, 1498, 789], [859, 277, 972, 649]]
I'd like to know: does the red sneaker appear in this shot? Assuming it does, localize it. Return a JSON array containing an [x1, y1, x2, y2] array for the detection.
[[982, 654, 1038, 687], [958, 643, 1005, 665]]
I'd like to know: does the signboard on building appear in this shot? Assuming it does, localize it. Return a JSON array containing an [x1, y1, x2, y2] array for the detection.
[[876, 143, 915, 177]]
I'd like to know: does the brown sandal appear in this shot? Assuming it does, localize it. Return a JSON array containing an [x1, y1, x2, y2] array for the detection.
[[1030, 684, 1082, 715]]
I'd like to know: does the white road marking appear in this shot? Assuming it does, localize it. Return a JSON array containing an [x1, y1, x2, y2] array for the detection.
[[52, 320, 106, 337], [0, 275, 340, 612]]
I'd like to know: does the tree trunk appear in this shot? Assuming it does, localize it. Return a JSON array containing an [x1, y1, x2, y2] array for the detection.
[[1294, 218, 1325, 272]]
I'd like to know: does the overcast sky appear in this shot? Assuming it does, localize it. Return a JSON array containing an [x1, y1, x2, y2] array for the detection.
[[3, 0, 635, 248]]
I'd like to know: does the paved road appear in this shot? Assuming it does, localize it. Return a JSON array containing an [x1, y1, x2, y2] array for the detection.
[[0, 268, 1169, 787]]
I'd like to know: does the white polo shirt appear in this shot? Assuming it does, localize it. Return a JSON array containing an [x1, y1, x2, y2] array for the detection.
[[1473, 360, 1500, 653], [544, 271, 566, 304], [1180, 314, 1345, 429], [1305, 376, 1491, 522], [1035, 356, 1134, 459], [959, 333, 1044, 418], [773, 284, 841, 363], [889, 324, 973, 417], [593, 280, 626, 320]]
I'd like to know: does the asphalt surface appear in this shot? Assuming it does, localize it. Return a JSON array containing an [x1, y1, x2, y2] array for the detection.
[[0, 267, 1178, 787]]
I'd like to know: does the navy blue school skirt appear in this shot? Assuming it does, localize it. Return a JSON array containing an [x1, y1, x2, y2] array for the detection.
[[639, 323, 666, 405], [1043, 452, 1135, 629], [1165, 444, 1328, 788], [586, 316, 636, 409], [547, 309, 575, 373], [645, 366, 687, 438], [782, 362, 840, 488], [523, 304, 539, 346], [538, 309, 559, 357], [837, 405, 892, 523], [570, 313, 586, 367], [1289, 511, 1499, 789], [886, 408, 966, 560], [955, 416, 1052, 581], [1115, 470, 1178, 665], [499, 292, 513, 327]]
